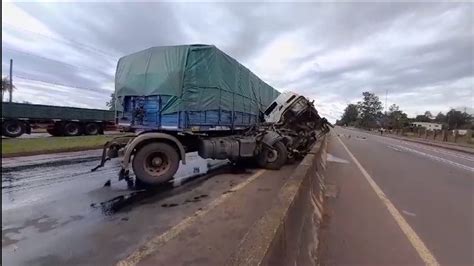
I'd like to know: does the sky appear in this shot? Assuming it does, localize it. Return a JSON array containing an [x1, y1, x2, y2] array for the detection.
[[2, 1, 473, 122]]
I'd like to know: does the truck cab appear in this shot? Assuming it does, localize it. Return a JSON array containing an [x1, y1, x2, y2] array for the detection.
[[264, 92, 320, 125], [264, 92, 300, 123]]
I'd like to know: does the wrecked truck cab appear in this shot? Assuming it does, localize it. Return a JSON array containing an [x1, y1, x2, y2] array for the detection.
[[264, 92, 320, 126], [262, 92, 331, 160]]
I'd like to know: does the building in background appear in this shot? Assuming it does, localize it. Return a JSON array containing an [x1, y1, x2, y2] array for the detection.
[[410, 122, 442, 131]]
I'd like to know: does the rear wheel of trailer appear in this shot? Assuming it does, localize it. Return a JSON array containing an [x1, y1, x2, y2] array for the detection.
[[2, 120, 25, 138], [132, 142, 180, 185], [84, 123, 100, 135], [62, 122, 82, 136]]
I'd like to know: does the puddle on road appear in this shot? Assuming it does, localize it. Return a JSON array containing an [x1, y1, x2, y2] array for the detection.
[[91, 156, 232, 215], [2, 214, 85, 247], [2, 150, 250, 221], [2, 157, 101, 176]]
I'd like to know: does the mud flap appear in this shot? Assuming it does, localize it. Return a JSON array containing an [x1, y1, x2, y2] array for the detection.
[[91, 135, 135, 172], [91, 141, 111, 172]]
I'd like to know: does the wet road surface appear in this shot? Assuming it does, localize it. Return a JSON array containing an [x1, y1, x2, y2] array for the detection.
[[2, 151, 229, 265], [2, 149, 296, 265], [320, 127, 474, 265]]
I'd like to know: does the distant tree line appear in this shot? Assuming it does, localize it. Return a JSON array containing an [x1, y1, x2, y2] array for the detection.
[[336, 91, 473, 130]]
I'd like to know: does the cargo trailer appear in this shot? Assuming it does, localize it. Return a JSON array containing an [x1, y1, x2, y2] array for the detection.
[[1, 102, 115, 138]]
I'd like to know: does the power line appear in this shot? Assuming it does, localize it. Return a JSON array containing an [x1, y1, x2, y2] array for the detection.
[[2, 22, 118, 59], [13, 74, 112, 94], [4, 46, 85, 70], [2, 46, 114, 77]]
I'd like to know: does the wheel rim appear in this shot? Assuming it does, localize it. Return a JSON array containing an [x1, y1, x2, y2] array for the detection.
[[144, 152, 171, 177], [86, 125, 98, 134], [67, 125, 79, 135], [6, 123, 21, 135], [266, 148, 278, 163]]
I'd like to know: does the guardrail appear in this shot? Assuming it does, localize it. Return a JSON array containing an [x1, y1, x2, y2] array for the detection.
[[229, 134, 328, 265]]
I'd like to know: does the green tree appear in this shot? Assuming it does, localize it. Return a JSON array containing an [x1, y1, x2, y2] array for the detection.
[[339, 103, 359, 126], [387, 104, 408, 129], [446, 109, 471, 129], [357, 91, 383, 128], [106, 92, 116, 111], [415, 114, 431, 122], [389, 104, 399, 113], [435, 112, 446, 123], [424, 111, 433, 120]]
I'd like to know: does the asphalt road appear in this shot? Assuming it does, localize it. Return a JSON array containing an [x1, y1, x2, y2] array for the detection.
[[320, 127, 474, 265], [2, 150, 295, 265]]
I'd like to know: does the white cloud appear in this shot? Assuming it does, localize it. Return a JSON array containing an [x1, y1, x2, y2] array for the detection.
[[1, 2, 472, 120]]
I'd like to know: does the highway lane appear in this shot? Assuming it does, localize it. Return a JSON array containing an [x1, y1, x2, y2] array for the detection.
[[321, 127, 473, 265]]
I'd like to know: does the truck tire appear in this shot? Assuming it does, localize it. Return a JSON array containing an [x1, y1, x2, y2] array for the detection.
[[257, 141, 287, 170], [84, 123, 99, 135], [2, 120, 25, 138], [132, 142, 180, 185], [63, 122, 82, 136]]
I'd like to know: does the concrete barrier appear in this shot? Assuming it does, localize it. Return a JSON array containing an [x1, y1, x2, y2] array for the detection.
[[228, 134, 328, 266]]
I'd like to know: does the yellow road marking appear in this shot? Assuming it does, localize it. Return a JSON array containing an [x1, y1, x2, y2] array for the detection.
[[336, 136, 439, 266], [116, 169, 266, 266]]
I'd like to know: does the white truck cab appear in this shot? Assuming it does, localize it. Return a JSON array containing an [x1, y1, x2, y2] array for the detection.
[[264, 92, 303, 123]]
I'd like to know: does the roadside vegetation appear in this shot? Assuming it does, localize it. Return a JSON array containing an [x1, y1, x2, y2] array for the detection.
[[2, 134, 123, 157], [336, 91, 473, 131], [336, 92, 474, 147]]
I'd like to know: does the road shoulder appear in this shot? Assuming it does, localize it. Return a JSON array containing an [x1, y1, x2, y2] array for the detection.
[[117, 165, 297, 266], [319, 135, 424, 265]]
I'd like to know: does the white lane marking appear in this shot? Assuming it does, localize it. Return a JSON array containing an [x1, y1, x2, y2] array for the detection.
[[381, 137, 474, 162], [388, 145, 403, 152], [402, 142, 474, 162], [337, 136, 440, 266], [390, 144, 474, 173], [116, 169, 266, 266], [327, 153, 350, 164], [402, 210, 417, 217], [364, 131, 474, 162]]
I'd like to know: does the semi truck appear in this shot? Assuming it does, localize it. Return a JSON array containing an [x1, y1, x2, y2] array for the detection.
[[1, 102, 115, 138], [93, 44, 331, 186]]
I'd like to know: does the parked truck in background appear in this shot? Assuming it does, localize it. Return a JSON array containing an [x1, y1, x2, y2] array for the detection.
[[93, 44, 331, 187], [1, 102, 115, 138]]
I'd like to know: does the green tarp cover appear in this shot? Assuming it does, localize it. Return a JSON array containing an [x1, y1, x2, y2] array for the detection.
[[115, 44, 280, 114]]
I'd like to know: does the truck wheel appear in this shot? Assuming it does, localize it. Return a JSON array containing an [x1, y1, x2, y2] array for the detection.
[[2, 121, 25, 138], [63, 122, 82, 136], [258, 141, 287, 170], [132, 142, 180, 185], [84, 123, 99, 135]]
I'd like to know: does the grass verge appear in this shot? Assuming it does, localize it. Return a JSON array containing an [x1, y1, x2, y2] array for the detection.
[[2, 134, 124, 157]]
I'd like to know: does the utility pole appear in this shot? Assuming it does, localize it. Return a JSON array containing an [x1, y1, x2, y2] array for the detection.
[[385, 89, 388, 114], [9, 59, 13, 102]]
